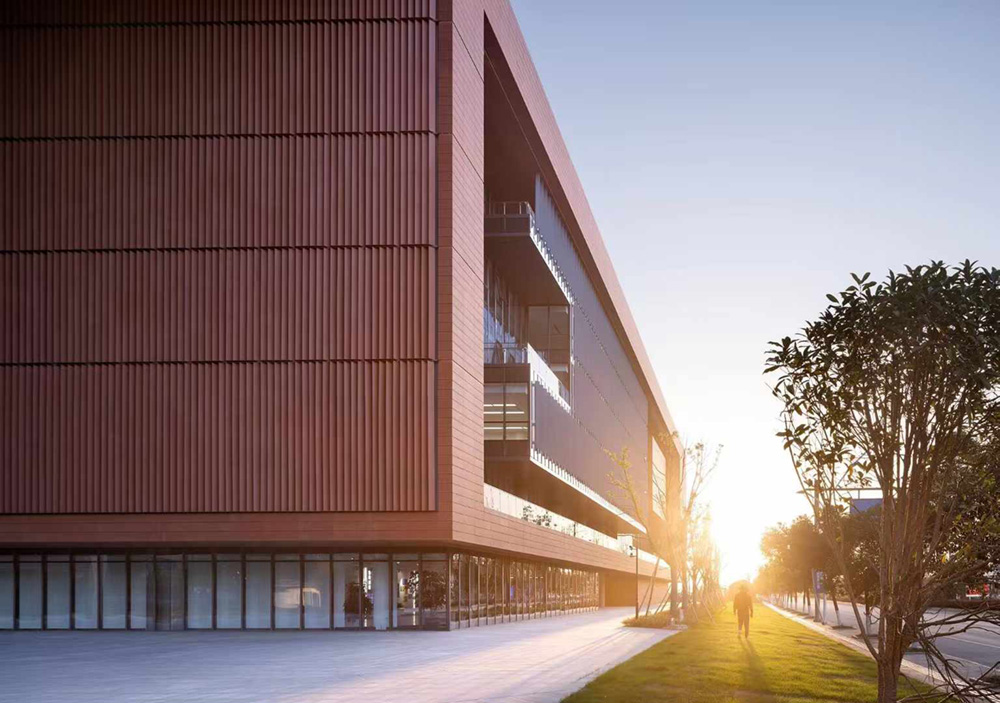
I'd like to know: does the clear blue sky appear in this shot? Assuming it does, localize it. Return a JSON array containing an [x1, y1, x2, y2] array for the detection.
[[511, 0, 1000, 583]]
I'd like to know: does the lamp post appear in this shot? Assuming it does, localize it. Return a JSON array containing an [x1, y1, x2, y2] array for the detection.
[[619, 533, 642, 619]]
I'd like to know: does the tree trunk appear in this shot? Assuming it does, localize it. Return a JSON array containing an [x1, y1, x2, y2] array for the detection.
[[876, 657, 898, 703], [831, 591, 841, 626], [670, 575, 678, 621]]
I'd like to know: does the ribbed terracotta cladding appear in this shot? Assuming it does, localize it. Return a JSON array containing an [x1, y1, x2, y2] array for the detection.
[[0, 0, 437, 25], [0, 136, 436, 251], [1, 22, 435, 138], [0, 2, 438, 515], [0, 362, 434, 513], [0, 249, 435, 363]]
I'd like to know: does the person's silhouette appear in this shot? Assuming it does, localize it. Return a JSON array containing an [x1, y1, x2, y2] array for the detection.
[[734, 584, 754, 638]]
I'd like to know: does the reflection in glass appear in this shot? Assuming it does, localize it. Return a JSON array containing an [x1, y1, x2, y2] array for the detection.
[[275, 558, 301, 629], [186, 559, 212, 629], [303, 559, 330, 629], [480, 557, 489, 622], [362, 560, 389, 630], [421, 560, 448, 630], [74, 557, 98, 629], [245, 560, 272, 629], [470, 557, 479, 625], [450, 555, 460, 626], [459, 554, 469, 624], [46, 557, 70, 629], [18, 556, 42, 629], [334, 561, 360, 628], [130, 558, 154, 630], [0, 559, 12, 629], [101, 556, 127, 629], [393, 560, 420, 628], [216, 558, 242, 629]]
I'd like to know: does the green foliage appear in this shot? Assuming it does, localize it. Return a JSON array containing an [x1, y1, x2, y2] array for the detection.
[[565, 604, 922, 703], [623, 610, 676, 629], [765, 261, 1000, 701]]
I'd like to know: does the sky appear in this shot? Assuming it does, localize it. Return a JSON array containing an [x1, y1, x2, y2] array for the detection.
[[510, 0, 1000, 584]]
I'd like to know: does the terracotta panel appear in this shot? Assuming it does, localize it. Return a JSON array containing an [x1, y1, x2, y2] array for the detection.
[[0, 248, 435, 363], [0, 362, 435, 514], [0, 136, 435, 251], [0, 0, 437, 25], [0, 21, 436, 137]]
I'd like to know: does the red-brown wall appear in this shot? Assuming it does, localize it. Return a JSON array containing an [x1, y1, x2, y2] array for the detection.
[[0, 0, 439, 516], [0, 0, 665, 581]]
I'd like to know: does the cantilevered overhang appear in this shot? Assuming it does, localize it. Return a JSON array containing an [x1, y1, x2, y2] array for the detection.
[[485, 203, 572, 307]]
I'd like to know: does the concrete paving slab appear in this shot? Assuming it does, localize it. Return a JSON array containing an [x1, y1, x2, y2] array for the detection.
[[0, 607, 676, 703]]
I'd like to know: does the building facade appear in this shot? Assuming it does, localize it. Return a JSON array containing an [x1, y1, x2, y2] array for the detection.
[[0, 0, 683, 631]]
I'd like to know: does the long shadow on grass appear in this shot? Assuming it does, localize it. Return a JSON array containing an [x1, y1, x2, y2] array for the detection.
[[739, 638, 779, 702]]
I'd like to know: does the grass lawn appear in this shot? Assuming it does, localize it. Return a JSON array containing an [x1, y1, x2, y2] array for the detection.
[[564, 603, 918, 703]]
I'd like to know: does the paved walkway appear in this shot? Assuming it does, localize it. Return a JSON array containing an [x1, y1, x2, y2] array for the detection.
[[0, 607, 675, 703]]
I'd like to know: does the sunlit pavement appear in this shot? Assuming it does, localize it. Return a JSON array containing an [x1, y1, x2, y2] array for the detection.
[[0, 607, 676, 703]]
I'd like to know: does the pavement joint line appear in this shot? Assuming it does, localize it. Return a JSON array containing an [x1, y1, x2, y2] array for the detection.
[[763, 602, 946, 687]]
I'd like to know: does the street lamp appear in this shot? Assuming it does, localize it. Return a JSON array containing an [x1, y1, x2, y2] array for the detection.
[[619, 533, 642, 619]]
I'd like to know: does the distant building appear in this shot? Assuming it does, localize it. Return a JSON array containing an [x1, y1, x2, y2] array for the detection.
[[0, 0, 681, 631], [849, 498, 883, 514]]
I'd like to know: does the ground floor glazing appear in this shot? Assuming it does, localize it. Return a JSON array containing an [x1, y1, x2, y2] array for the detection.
[[0, 551, 600, 632]]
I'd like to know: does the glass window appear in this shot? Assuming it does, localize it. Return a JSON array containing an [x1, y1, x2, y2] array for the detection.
[[484, 383, 505, 441], [101, 556, 127, 629], [304, 558, 330, 629], [362, 560, 389, 631], [334, 560, 360, 628], [46, 557, 70, 629], [216, 557, 243, 629], [421, 560, 448, 630], [525, 563, 534, 617], [480, 558, 489, 622], [450, 554, 460, 626], [0, 558, 12, 629], [459, 554, 469, 624], [469, 557, 479, 625], [485, 558, 495, 623], [275, 558, 301, 629], [74, 556, 98, 629], [510, 562, 520, 619], [496, 559, 506, 623], [18, 556, 42, 629], [504, 384, 529, 441], [393, 559, 420, 629], [130, 557, 154, 630], [245, 559, 272, 629], [187, 559, 213, 629]]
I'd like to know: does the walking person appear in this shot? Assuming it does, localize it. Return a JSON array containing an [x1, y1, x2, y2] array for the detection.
[[734, 583, 754, 638]]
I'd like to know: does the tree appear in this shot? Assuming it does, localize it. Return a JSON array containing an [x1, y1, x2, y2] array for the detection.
[[606, 436, 720, 622], [759, 516, 824, 611], [766, 261, 1000, 702]]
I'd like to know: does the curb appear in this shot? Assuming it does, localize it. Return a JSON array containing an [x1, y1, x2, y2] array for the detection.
[[763, 602, 944, 687]]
